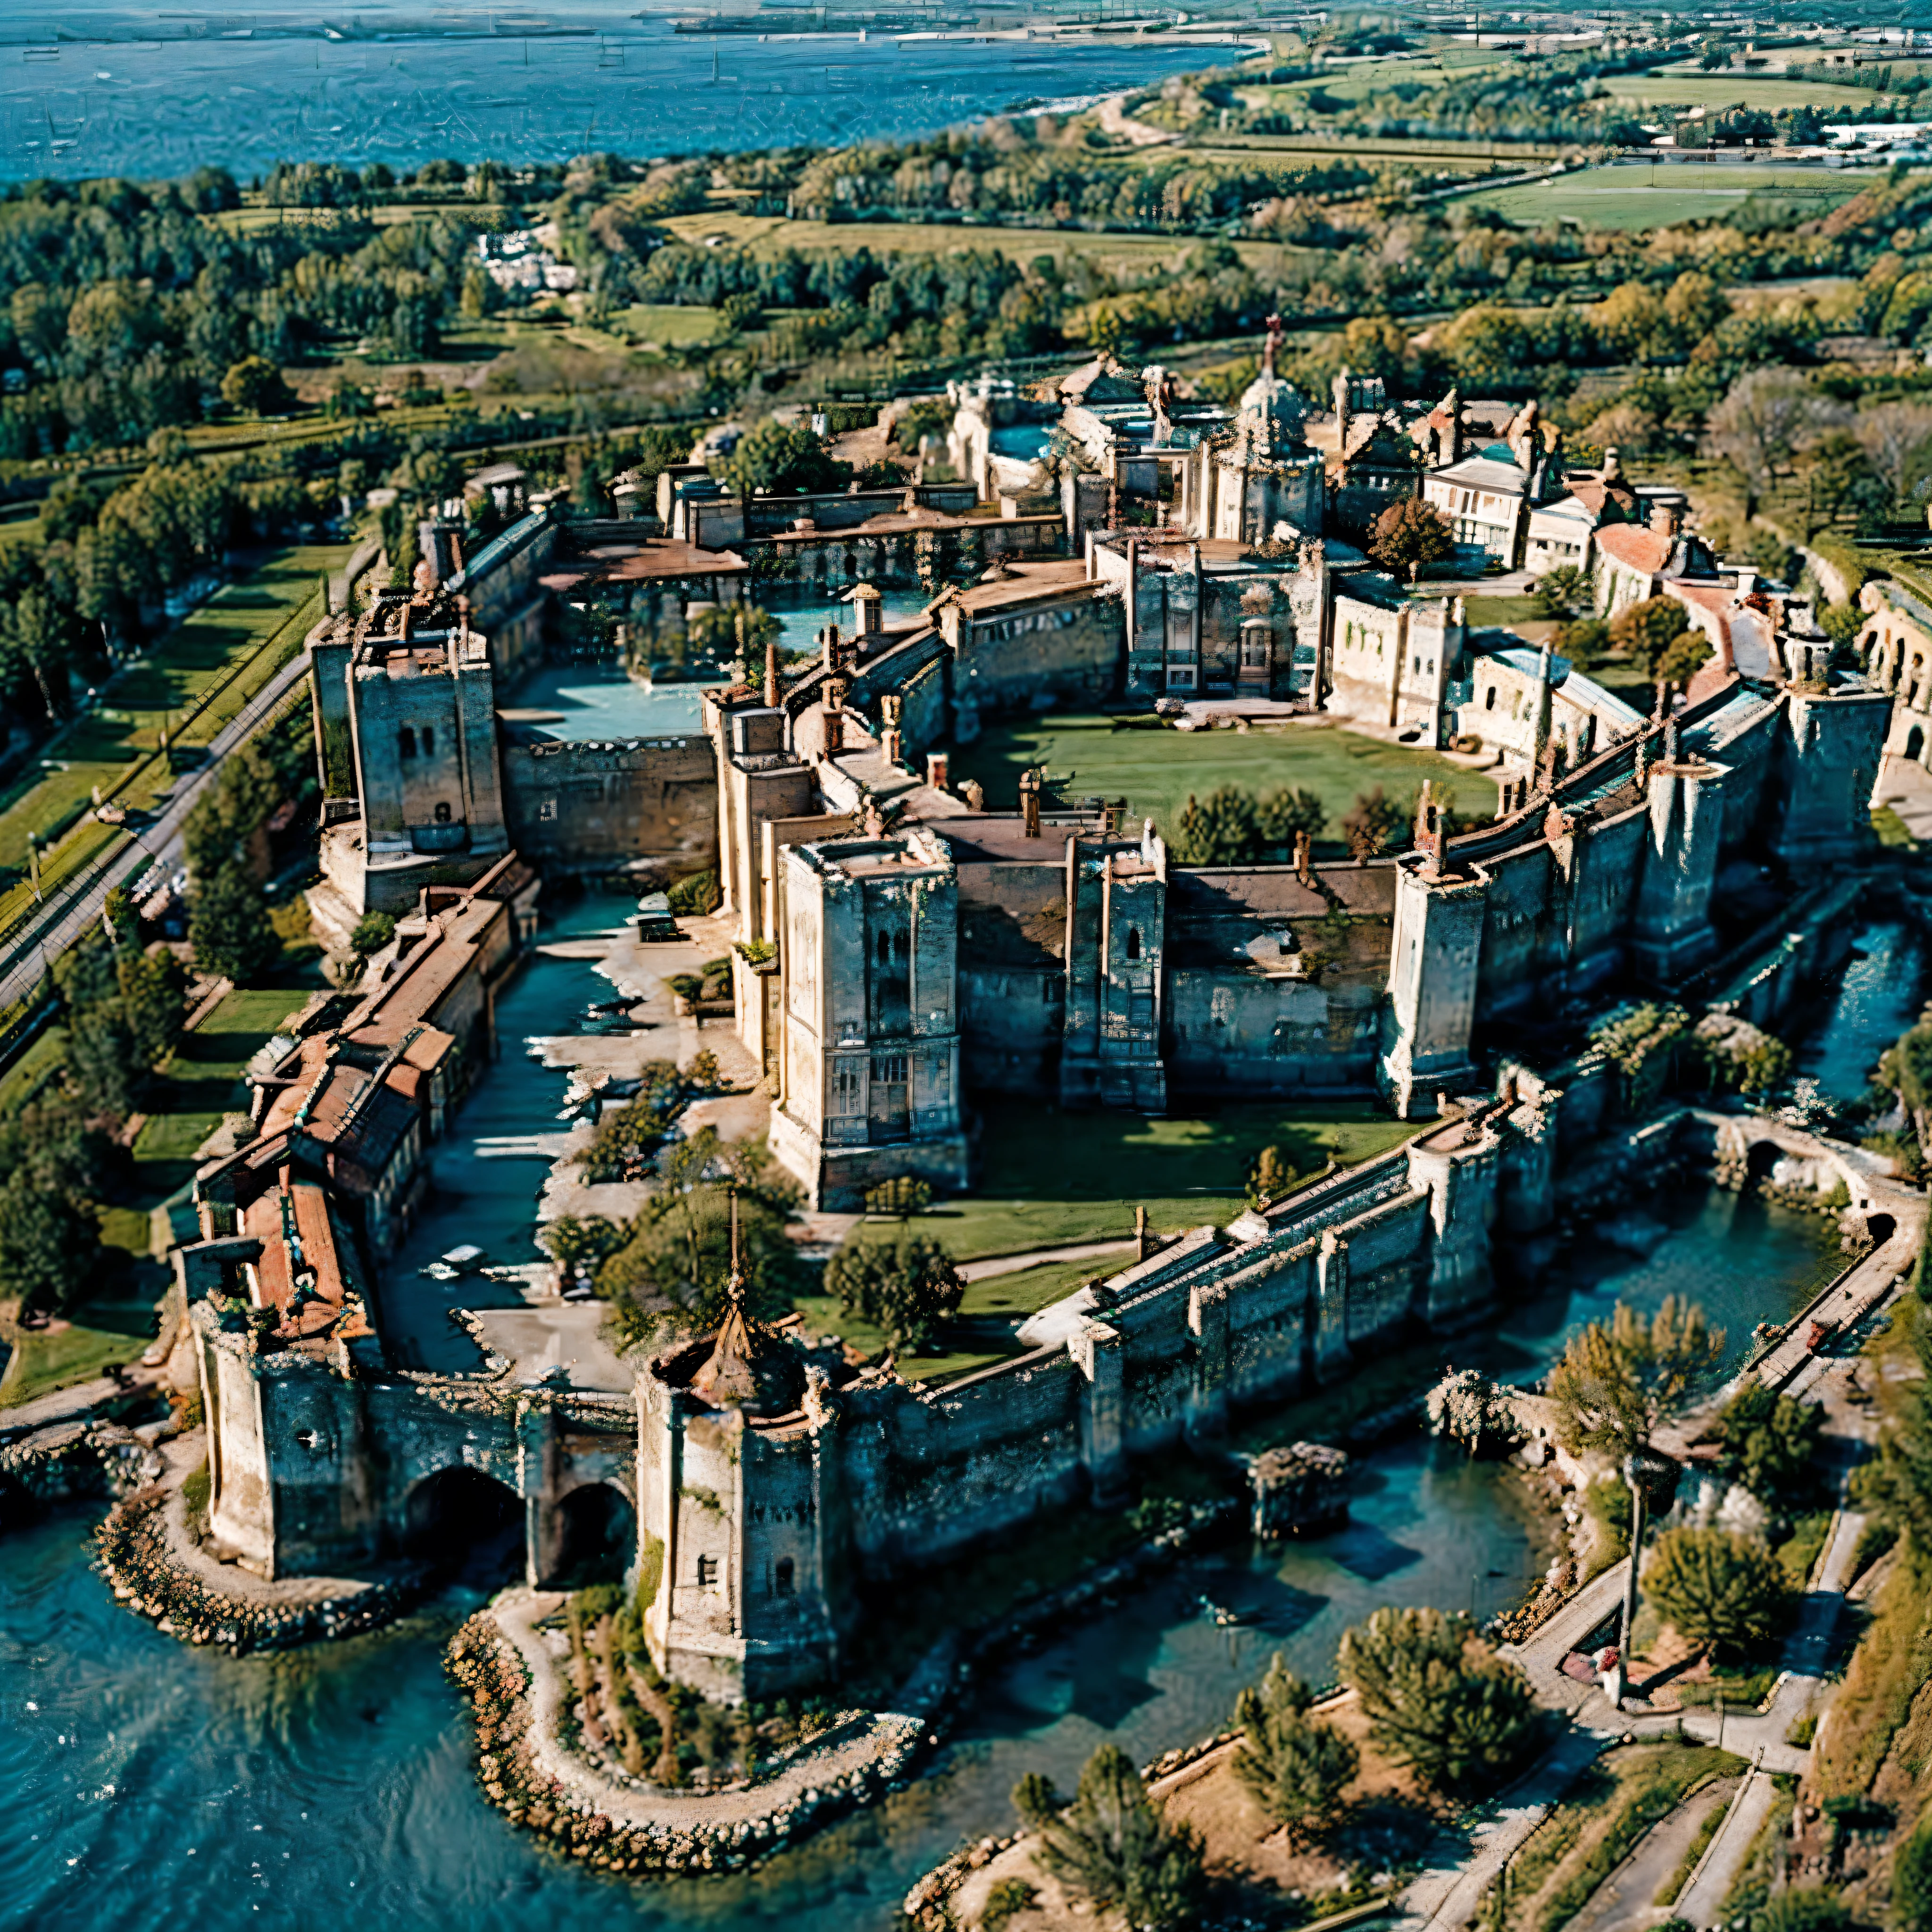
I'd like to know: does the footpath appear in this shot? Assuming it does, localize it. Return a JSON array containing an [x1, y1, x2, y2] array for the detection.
[[1401, 1316, 1894, 1932]]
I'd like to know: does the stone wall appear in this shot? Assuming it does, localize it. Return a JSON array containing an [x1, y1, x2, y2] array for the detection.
[[501, 735, 717, 874]]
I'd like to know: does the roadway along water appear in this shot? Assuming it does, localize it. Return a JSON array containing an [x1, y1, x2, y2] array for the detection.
[[0, 4, 1225, 179], [0, 915, 1878, 1932]]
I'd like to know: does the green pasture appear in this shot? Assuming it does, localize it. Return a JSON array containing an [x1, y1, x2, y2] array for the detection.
[[1467, 161, 1862, 230]]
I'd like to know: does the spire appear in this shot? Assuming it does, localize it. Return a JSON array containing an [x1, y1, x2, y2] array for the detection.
[[1531, 641, 1553, 774], [689, 1186, 805, 1416]]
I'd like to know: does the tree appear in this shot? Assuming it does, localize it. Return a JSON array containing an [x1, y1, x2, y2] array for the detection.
[[825, 1228, 964, 1355], [1342, 786, 1406, 860], [1531, 566, 1591, 619], [1549, 1297, 1724, 1462], [1709, 1382, 1823, 1507], [1256, 786, 1325, 850], [1171, 786, 1258, 866], [0, 1166, 104, 1316], [1555, 616, 1611, 668], [1248, 1145, 1301, 1209], [1645, 1527, 1792, 1659], [188, 861, 281, 984], [1367, 495, 1455, 582], [1656, 628, 1713, 698], [1336, 1606, 1540, 1795], [1609, 596, 1690, 680], [1232, 1655, 1358, 1844], [594, 1129, 804, 1342], [219, 355, 291, 416], [715, 418, 844, 500], [1017, 1743, 1205, 1931], [541, 1214, 627, 1291], [1705, 370, 1840, 499]]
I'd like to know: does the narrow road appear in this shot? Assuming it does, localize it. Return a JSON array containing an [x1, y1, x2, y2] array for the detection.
[[0, 647, 314, 1013], [1569, 1774, 1740, 1932]]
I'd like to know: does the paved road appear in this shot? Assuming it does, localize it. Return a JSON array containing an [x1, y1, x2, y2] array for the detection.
[[0, 647, 315, 1013]]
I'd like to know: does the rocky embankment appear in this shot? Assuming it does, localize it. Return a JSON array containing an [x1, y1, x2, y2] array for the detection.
[[95, 1484, 421, 1655]]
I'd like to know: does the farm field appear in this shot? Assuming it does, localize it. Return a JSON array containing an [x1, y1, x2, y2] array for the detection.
[[1468, 159, 1863, 229], [652, 206, 1312, 275], [1599, 69, 1899, 111]]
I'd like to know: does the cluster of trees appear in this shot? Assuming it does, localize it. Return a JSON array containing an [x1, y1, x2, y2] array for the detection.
[[0, 175, 493, 450], [0, 885, 185, 1316], [182, 700, 312, 983], [1002, 1603, 1540, 1925], [1548, 1296, 1809, 1665], [1169, 783, 1325, 867], [784, 128, 1375, 233], [545, 1128, 808, 1346]]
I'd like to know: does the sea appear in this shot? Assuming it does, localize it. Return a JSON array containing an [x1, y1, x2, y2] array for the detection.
[[0, 1, 1248, 181]]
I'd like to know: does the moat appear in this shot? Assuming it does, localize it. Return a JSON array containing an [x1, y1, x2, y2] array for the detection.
[[0, 900, 1910, 1929]]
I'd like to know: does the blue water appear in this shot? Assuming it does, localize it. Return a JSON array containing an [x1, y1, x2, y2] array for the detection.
[[1794, 918, 1924, 1103], [766, 584, 934, 659], [0, 903, 1856, 1932], [505, 665, 706, 740], [0, 6, 1229, 179]]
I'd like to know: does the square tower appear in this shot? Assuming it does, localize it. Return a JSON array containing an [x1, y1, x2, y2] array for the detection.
[[768, 827, 970, 1209]]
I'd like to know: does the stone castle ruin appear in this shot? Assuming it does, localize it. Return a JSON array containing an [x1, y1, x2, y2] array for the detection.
[[163, 332, 1906, 1705]]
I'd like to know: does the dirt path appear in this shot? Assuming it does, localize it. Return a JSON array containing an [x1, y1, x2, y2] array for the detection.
[[1565, 1775, 1739, 1932]]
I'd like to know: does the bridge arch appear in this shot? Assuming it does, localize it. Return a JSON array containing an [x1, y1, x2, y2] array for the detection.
[[405, 1466, 524, 1582], [549, 1479, 636, 1589]]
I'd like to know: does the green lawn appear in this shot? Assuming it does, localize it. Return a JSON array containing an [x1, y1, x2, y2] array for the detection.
[[131, 985, 312, 1202], [949, 712, 1473, 856], [614, 303, 723, 346], [1599, 70, 1885, 111], [0, 545, 342, 921], [792, 1099, 1419, 1382], [1467, 160, 1860, 231], [0, 1307, 155, 1408], [0, 979, 315, 1411]]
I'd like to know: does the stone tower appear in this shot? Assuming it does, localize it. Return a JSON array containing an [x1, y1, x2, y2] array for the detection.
[[636, 1215, 849, 1703], [1059, 822, 1169, 1113], [768, 827, 970, 1209]]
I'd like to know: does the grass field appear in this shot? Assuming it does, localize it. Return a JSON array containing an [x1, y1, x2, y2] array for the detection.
[[1468, 160, 1862, 230], [652, 207, 1311, 276], [0, 979, 314, 1409], [613, 303, 724, 347], [791, 1097, 1418, 1383], [0, 545, 341, 924], [949, 712, 1473, 854], [1599, 70, 1884, 112]]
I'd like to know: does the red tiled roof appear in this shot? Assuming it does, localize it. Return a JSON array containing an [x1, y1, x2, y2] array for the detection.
[[1595, 524, 1676, 576]]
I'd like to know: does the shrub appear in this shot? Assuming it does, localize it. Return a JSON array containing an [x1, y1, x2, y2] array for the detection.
[[863, 1174, 934, 1218], [350, 911, 396, 958], [825, 1228, 963, 1354], [1645, 1527, 1793, 1659], [667, 870, 719, 916], [983, 1878, 1039, 1932], [1336, 1605, 1540, 1794], [1232, 1655, 1358, 1844], [685, 1048, 721, 1090]]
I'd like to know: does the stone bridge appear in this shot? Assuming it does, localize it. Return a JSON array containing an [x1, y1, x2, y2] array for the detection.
[[192, 1299, 640, 1590]]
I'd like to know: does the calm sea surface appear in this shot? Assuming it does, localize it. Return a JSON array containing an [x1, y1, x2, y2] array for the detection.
[[0, 3, 1232, 179]]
